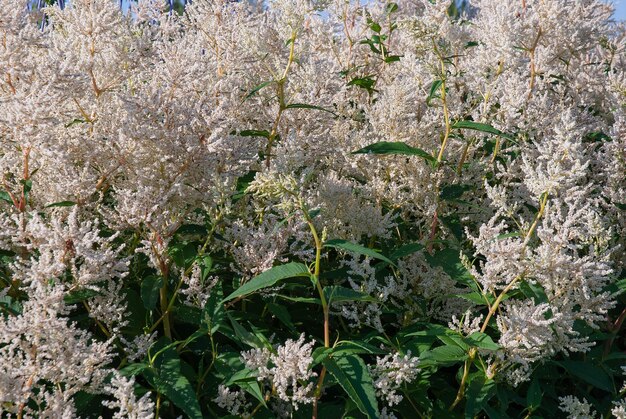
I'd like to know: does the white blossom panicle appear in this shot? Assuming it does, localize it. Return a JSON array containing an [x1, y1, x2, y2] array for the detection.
[[102, 373, 155, 419], [213, 385, 251, 417], [0, 284, 113, 416], [370, 351, 420, 407], [448, 310, 484, 336], [242, 334, 317, 409], [558, 396, 597, 419], [613, 399, 626, 419], [0, 0, 624, 415]]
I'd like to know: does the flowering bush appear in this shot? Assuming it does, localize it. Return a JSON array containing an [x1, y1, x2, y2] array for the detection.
[[0, 0, 625, 417]]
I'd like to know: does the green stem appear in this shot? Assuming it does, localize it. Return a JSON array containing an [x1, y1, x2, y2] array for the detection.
[[450, 191, 550, 410], [265, 29, 297, 169], [301, 203, 329, 419]]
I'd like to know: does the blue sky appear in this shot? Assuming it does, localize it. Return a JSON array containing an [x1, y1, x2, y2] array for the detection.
[[615, 0, 626, 20]]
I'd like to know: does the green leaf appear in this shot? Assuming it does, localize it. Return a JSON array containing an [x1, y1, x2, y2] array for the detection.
[[238, 380, 267, 407], [518, 280, 549, 304], [0, 191, 13, 204], [64, 288, 102, 304], [0, 295, 22, 316], [243, 81, 272, 101], [439, 184, 472, 201], [324, 239, 395, 266], [526, 377, 542, 410], [451, 120, 512, 139], [20, 179, 32, 200], [615, 202, 626, 211], [557, 361, 614, 393], [45, 200, 77, 208], [267, 302, 296, 331], [384, 55, 402, 63], [239, 130, 271, 139], [202, 282, 225, 334], [425, 249, 476, 290], [141, 275, 164, 310], [389, 243, 424, 261], [352, 141, 435, 163], [465, 375, 496, 418], [465, 332, 500, 351], [285, 103, 336, 115], [168, 242, 197, 269], [347, 77, 376, 93], [495, 232, 521, 240], [455, 292, 492, 306], [332, 341, 387, 356], [150, 347, 203, 419], [324, 354, 380, 419], [437, 334, 470, 350], [324, 286, 377, 305], [276, 295, 321, 305], [386, 2, 399, 13], [427, 79, 443, 106], [223, 262, 310, 302], [198, 254, 213, 282], [368, 20, 382, 33], [65, 118, 86, 128], [227, 313, 266, 348], [119, 362, 148, 377], [422, 345, 467, 364]]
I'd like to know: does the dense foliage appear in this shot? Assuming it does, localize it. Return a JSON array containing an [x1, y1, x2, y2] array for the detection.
[[0, 0, 625, 418]]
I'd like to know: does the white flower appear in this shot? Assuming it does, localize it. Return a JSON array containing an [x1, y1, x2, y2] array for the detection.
[[558, 396, 597, 419], [370, 351, 420, 407], [241, 334, 317, 409]]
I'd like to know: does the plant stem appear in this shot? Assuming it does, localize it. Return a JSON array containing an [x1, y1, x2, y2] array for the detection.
[[433, 40, 451, 165], [301, 203, 330, 419], [265, 29, 297, 169], [450, 191, 550, 410]]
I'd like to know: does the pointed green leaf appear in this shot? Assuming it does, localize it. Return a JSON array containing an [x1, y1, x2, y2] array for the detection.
[[389, 243, 424, 261], [427, 79, 443, 106], [324, 354, 380, 418], [324, 286, 377, 305], [141, 275, 164, 310], [526, 377, 543, 410], [324, 239, 395, 266], [0, 191, 13, 204], [239, 130, 271, 139], [45, 200, 77, 208], [452, 120, 512, 139], [465, 332, 500, 351], [202, 282, 225, 334], [425, 249, 476, 290], [439, 184, 472, 201], [64, 288, 103, 304], [352, 141, 435, 163], [557, 361, 614, 392], [421, 345, 467, 364], [454, 292, 492, 306], [466, 375, 496, 418], [285, 103, 336, 115], [223, 262, 310, 302], [155, 350, 203, 419], [243, 81, 272, 101]]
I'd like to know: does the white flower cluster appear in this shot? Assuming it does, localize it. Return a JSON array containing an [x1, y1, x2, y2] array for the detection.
[[241, 333, 317, 410], [102, 373, 155, 419], [0, 0, 624, 414], [213, 385, 251, 417], [558, 395, 597, 419], [370, 351, 420, 407], [0, 284, 112, 416]]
